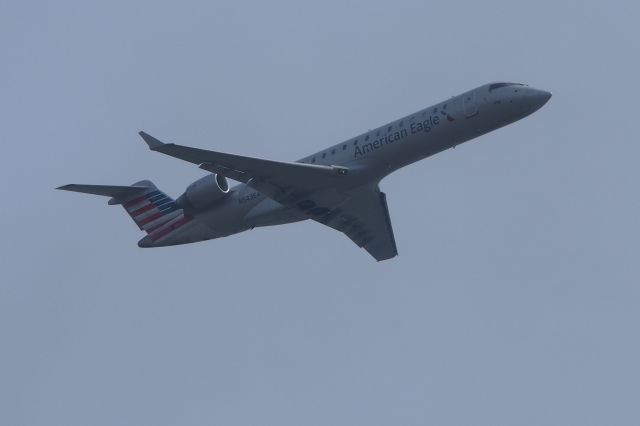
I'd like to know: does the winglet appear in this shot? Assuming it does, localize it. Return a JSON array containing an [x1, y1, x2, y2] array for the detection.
[[139, 131, 165, 150]]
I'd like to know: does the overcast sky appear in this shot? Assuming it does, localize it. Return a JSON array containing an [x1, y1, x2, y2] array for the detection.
[[2, 1, 639, 425]]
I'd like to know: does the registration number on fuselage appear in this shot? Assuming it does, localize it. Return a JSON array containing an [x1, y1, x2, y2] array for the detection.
[[239, 191, 260, 204]]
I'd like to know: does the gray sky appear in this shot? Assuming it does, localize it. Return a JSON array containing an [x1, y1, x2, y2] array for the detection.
[[2, 1, 639, 425]]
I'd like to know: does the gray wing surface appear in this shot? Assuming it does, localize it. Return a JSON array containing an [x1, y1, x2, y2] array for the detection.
[[140, 132, 397, 261], [315, 186, 398, 261], [139, 132, 348, 204]]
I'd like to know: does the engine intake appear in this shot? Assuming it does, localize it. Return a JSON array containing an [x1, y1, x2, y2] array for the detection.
[[177, 174, 230, 209]]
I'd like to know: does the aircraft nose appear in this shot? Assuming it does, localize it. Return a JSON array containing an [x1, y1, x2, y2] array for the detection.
[[522, 88, 552, 112], [533, 88, 552, 107], [539, 89, 552, 103]]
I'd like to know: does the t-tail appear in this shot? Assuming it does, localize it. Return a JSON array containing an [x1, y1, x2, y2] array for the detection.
[[57, 180, 193, 247]]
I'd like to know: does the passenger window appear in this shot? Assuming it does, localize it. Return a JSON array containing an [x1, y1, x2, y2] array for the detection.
[[387, 125, 393, 132], [322, 153, 326, 159], [353, 139, 358, 145], [342, 144, 347, 150], [311, 157, 316, 163], [331, 149, 335, 155], [365, 135, 369, 141], [399, 120, 404, 127]]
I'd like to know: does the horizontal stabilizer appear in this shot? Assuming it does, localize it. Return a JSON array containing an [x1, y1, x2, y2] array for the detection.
[[58, 180, 192, 242], [57, 184, 148, 200]]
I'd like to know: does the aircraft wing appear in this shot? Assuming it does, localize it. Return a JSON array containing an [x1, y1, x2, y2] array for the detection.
[[314, 186, 398, 261], [139, 132, 349, 204], [140, 132, 397, 260]]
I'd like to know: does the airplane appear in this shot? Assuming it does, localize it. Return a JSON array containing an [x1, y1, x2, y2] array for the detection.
[[58, 82, 551, 261]]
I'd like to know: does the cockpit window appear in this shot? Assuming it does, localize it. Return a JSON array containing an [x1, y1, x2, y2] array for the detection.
[[489, 82, 524, 92]]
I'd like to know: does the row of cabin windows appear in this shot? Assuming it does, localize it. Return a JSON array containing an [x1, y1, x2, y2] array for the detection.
[[303, 102, 450, 163]]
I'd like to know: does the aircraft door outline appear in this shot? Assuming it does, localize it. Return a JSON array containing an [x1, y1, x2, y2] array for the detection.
[[463, 90, 478, 118]]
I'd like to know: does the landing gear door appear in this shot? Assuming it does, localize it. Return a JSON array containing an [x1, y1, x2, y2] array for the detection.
[[463, 90, 478, 118]]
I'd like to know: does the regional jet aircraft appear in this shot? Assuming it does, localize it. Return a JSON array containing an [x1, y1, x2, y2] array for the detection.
[[59, 82, 551, 261]]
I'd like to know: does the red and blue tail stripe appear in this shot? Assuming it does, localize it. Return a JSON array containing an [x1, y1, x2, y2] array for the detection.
[[121, 186, 192, 241]]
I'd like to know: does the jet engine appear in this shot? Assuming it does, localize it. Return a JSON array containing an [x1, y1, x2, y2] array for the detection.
[[176, 174, 230, 209]]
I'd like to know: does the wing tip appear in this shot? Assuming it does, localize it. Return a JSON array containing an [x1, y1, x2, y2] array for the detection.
[[139, 131, 165, 150]]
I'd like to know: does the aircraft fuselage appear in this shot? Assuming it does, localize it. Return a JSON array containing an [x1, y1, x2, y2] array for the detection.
[[59, 81, 551, 258], [178, 82, 551, 245]]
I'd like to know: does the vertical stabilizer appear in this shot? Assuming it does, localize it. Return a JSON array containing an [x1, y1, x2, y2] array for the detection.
[[118, 181, 192, 241]]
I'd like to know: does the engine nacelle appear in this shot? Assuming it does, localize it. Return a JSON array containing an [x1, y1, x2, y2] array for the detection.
[[177, 174, 230, 209]]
